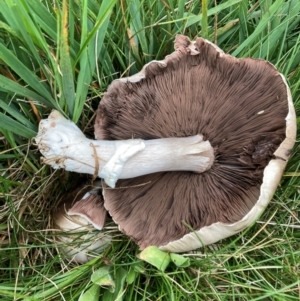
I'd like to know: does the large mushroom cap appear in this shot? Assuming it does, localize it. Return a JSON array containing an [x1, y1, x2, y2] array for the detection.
[[95, 35, 296, 252]]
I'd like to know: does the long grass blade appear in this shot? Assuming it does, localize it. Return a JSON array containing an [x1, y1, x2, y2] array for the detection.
[[2, 0, 53, 79], [238, 0, 248, 43], [0, 75, 56, 108], [0, 113, 36, 138], [201, 0, 209, 39], [232, 0, 285, 56], [0, 100, 37, 132], [185, 0, 242, 28], [73, 0, 117, 122], [58, 0, 76, 117], [128, 0, 148, 60]]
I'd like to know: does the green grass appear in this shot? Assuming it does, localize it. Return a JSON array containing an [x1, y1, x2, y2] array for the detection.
[[0, 0, 299, 300]]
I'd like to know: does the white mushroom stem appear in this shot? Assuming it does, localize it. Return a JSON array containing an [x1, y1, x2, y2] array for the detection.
[[35, 110, 214, 188]]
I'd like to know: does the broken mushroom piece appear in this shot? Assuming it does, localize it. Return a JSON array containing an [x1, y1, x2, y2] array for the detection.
[[36, 35, 296, 253], [95, 35, 296, 252], [53, 182, 111, 263]]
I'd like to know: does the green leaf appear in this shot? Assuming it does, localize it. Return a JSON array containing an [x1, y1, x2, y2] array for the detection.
[[137, 246, 171, 272], [103, 267, 127, 301], [170, 253, 190, 268], [91, 267, 115, 292], [78, 284, 100, 301], [125, 266, 136, 285], [133, 260, 145, 273], [126, 260, 146, 284]]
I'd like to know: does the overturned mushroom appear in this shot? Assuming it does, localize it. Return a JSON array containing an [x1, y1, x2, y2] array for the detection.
[[36, 35, 296, 253]]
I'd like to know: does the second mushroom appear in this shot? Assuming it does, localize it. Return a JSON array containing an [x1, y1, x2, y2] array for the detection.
[[36, 35, 296, 253]]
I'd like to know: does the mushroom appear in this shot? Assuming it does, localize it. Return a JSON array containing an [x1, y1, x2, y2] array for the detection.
[[36, 110, 213, 188], [36, 35, 296, 253], [53, 181, 111, 263]]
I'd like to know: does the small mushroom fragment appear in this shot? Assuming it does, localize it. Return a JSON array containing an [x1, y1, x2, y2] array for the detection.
[[53, 182, 111, 263], [36, 35, 296, 253]]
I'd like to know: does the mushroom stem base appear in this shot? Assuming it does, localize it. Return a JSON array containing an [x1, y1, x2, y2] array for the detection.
[[35, 110, 214, 188]]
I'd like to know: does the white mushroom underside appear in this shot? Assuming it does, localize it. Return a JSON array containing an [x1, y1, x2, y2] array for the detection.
[[35, 110, 214, 188]]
